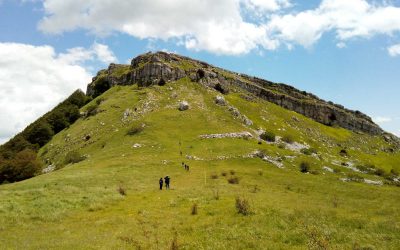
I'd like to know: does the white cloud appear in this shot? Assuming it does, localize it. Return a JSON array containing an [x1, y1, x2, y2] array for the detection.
[[58, 42, 117, 64], [36, 0, 400, 54], [38, 0, 280, 55], [373, 116, 393, 124], [267, 0, 400, 47], [388, 43, 400, 57], [243, 0, 291, 12], [336, 42, 346, 48], [0, 42, 115, 144]]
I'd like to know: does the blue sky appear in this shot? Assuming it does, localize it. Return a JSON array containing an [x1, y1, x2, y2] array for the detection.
[[1, 0, 400, 143]]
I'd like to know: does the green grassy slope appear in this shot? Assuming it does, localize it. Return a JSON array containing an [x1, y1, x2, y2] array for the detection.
[[1, 78, 399, 249]]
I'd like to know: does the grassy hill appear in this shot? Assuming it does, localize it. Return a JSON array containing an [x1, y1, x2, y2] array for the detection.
[[1, 54, 400, 249]]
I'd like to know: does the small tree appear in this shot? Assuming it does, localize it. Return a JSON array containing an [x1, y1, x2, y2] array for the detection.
[[260, 131, 276, 142], [25, 121, 54, 147], [282, 134, 294, 144], [235, 196, 251, 215], [0, 149, 42, 183], [300, 161, 310, 173], [64, 151, 85, 165], [46, 110, 70, 133]]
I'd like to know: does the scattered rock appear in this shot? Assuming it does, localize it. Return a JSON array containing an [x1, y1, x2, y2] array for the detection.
[[199, 132, 253, 139], [292, 116, 300, 122], [42, 164, 56, 174], [227, 105, 253, 126], [178, 101, 189, 111], [251, 150, 284, 168], [364, 179, 383, 185], [186, 155, 203, 160], [215, 95, 226, 105], [323, 166, 334, 173], [132, 143, 142, 148]]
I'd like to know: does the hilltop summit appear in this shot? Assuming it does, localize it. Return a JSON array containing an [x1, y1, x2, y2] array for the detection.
[[87, 51, 384, 136]]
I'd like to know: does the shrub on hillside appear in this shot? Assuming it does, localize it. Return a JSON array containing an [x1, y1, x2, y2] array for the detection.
[[46, 110, 70, 133], [355, 165, 370, 173], [0, 149, 42, 183], [299, 161, 311, 173], [301, 148, 317, 155], [95, 97, 105, 105], [227, 176, 239, 184], [62, 104, 81, 123], [126, 124, 144, 136], [92, 77, 110, 98], [339, 149, 348, 156], [85, 103, 99, 117], [260, 131, 276, 142], [282, 134, 294, 144], [347, 173, 364, 182], [25, 121, 54, 147], [118, 186, 126, 196], [64, 151, 85, 165], [390, 169, 399, 176], [191, 203, 198, 215], [374, 168, 386, 177], [210, 173, 219, 179], [235, 196, 251, 215]]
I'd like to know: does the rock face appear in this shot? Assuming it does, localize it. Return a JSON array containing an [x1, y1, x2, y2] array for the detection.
[[86, 51, 388, 136]]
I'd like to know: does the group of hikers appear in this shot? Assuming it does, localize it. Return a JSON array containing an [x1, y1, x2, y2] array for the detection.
[[182, 162, 190, 171], [158, 162, 190, 190], [159, 176, 170, 190]]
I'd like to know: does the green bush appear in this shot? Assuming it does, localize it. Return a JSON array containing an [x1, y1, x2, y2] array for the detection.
[[260, 131, 275, 142], [301, 148, 318, 155], [92, 77, 110, 98], [0, 90, 88, 183], [25, 121, 54, 147], [227, 176, 239, 184], [0, 149, 42, 183], [46, 110, 70, 133], [339, 149, 348, 156], [126, 124, 144, 136], [374, 168, 386, 177], [235, 196, 251, 215], [299, 161, 310, 173], [347, 173, 364, 182], [64, 151, 85, 165], [85, 103, 99, 117], [282, 134, 294, 144]]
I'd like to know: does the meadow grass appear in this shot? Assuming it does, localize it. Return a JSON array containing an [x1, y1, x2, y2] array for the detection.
[[1, 79, 399, 249]]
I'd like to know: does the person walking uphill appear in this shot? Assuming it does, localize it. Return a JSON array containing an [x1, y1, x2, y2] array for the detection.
[[164, 176, 170, 190], [159, 178, 163, 190]]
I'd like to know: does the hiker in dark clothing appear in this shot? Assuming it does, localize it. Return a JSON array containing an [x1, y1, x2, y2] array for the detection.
[[159, 178, 163, 190], [186, 165, 190, 171], [164, 176, 170, 189]]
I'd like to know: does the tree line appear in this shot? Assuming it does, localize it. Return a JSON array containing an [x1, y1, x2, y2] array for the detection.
[[0, 90, 90, 184]]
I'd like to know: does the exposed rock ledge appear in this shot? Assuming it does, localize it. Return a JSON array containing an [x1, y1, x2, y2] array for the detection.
[[86, 51, 396, 140]]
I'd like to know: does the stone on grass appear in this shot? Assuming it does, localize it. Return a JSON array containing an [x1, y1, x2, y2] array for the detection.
[[178, 101, 189, 111]]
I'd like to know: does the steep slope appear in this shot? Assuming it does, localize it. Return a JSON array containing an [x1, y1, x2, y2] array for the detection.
[[87, 51, 395, 137], [0, 52, 400, 249]]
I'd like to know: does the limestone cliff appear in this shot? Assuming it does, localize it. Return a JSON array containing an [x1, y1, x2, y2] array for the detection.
[[86, 51, 390, 138]]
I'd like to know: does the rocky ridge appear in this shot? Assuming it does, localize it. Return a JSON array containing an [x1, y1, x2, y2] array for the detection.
[[86, 51, 396, 140]]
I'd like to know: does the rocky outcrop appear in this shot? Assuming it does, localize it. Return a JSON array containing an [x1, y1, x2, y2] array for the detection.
[[85, 51, 389, 136]]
